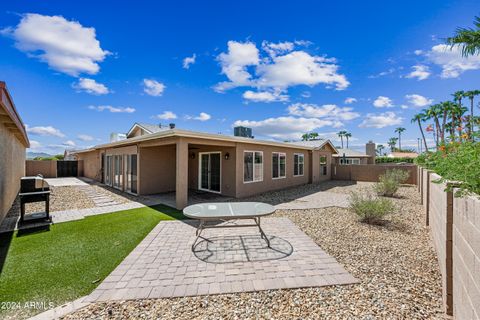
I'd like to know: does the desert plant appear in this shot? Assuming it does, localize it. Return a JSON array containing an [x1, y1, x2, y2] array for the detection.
[[374, 169, 410, 197], [349, 190, 395, 224]]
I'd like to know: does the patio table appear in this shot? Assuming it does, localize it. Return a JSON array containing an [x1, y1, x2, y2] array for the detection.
[[183, 202, 275, 250]]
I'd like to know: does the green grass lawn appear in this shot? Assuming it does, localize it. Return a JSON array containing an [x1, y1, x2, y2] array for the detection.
[[0, 204, 184, 318]]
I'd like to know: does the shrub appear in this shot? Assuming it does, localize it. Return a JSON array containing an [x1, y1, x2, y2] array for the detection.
[[349, 191, 395, 224], [417, 142, 480, 196], [376, 157, 414, 164], [374, 169, 410, 197]]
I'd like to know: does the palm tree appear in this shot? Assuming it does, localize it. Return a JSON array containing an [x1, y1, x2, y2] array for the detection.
[[412, 113, 428, 152], [446, 16, 480, 57], [394, 127, 406, 151], [337, 130, 347, 148], [452, 91, 466, 140], [344, 132, 352, 148], [309, 132, 319, 140], [425, 104, 443, 146], [463, 90, 480, 140], [388, 137, 398, 152], [301, 133, 309, 141], [376, 144, 385, 156]]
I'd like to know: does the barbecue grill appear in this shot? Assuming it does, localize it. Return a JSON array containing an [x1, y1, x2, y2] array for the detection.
[[19, 175, 51, 222]]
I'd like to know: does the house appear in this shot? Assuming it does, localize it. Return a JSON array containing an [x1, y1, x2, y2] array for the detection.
[[333, 141, 376, 165], [74, 124, 338, 209], [387, 151, 418, 159], [0, 81, 30, 222]]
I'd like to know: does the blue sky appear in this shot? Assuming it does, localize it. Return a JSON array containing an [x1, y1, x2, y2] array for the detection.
[[1, 0, 480, 154]]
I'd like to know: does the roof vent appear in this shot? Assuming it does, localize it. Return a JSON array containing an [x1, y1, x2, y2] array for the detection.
[[169, 123, 175, 129], [234, 126, 253, 138]]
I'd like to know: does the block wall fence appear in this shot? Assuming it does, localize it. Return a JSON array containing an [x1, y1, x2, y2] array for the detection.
[[418, 166, 480, 318]]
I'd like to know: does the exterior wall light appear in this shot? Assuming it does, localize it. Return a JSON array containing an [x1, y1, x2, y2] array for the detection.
[[224, 152, 230, 160]]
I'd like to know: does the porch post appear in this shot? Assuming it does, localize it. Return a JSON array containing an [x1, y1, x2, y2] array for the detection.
[[176, 138, 188, 210]]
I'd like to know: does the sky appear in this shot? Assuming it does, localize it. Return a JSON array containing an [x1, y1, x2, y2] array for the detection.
[[1, 0, 480, 154]]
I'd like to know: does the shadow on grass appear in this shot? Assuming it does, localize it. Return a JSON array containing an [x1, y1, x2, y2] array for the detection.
[[147, 204, 187, 220], [0, 231, 13, 275]]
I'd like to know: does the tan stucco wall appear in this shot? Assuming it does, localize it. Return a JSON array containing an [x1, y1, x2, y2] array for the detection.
[[332, 164, 417, 184], [25, 160, 57, 178], [77, 150, 102, 181], [187, 145, 237, 197], [234, 143, 311, 198], [0, 122, 26, 221], [139, 145, 176, 194]]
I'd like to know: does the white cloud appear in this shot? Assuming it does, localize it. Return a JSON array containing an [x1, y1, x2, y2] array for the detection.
[[344, 97, 357, 104], [414, 50, 423, 55], [143, 79, 166, 96], [214, 40, 349, 96], [425, 44, 480, 78], [29, 140, 42, 149], [88, 105, 135, 113], [405, 65, 430, 80], [242, 90, 289, 103], [405, 94, 433, 107], [195, 112, 211, 121], [1, 13, 109, 76], [287, 103, 360, 121], [77, 134, 94, 141], [368, 68, 396, 79], [155, 111, 177, 120], [373, 96, 394, 108], [234, 116, 340, 140], [301, 91, 311, 98], [26, 125, 65, 137], [73, 78, 110, 95], [63, 140, 76, 147], [359, 112, 403, 128], [183, 54, 196, 69]]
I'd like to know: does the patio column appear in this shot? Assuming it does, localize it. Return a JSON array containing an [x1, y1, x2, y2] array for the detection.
[[175, 138, 188, 210]]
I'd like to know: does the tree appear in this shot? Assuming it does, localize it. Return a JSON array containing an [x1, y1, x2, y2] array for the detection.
[[394, 127, 406, 151], [309, 132, 319, 140], [463, 90, 480, 140], [388, 137, 398, 152], [452, 91, 466, 141], [337, 130, 347, 148], [446, 16, 480, 57], [344, 132, 352, 148], [412, 113, 428, 152], [376, 144, 385, 156], [301, 133, 309, 141]]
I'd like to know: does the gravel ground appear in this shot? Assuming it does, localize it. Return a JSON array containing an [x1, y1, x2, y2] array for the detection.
[[6, 186, 95, 218], [62, 183, 444, 319]]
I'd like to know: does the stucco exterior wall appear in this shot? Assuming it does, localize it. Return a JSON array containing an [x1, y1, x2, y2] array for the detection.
[[234, 143, 312, 198], [76, 150, 102, 181], [187, 145, 237, 197], [139, 145, 176, 194], [0, 122, 26, 221]]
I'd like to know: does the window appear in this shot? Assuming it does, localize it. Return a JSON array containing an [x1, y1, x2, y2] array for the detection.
[[272, 152, 286, 179], [340, 158, 361, 165], [244, 151, 263, 183], [320, 155, 328, 176], [125, 154, 138, 194], [294, 153, 304, 176]]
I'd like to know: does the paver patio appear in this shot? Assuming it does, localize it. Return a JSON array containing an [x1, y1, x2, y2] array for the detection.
[[85, 217, 357, 302]]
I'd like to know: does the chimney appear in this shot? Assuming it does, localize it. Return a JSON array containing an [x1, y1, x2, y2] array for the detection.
[[365, 141, 376, 164], [169, 123, 175, 129]]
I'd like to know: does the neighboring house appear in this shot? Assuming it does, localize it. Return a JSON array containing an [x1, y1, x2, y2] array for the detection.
[[75, 125, 337, 209], [332, 141, 376, 165], [0, 81, 29, 222]]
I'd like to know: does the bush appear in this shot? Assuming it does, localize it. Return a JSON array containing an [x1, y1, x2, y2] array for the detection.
[[376, 157, 414, 164], [374, 169, 410, 197], [417, 142, 480, 196], [349, 191, 395, 224]]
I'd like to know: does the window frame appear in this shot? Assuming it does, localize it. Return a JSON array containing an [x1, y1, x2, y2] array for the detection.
[[272, 152, 287, 180], [293, 153, 305, 177], [340, 158, 361, 165], [243, 150, 264, 183]]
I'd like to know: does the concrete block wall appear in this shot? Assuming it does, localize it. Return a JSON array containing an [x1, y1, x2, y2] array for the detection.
[[331, 164, 417, 184], [419, 167, 480, 318], [26, 160, 57, 178], [452, 193, 480, 319]]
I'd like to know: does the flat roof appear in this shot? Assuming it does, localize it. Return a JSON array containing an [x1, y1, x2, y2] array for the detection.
[[74, 128, 338, 154]]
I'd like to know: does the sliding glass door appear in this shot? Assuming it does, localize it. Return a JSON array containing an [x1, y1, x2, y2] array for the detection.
[[125, 154, 138, 194], [198, 152, 221, 193], [113, 155, 123, 189], [105, 155, 112, 186]]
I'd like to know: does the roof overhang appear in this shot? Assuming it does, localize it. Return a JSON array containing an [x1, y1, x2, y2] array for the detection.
[[313, 140, 339, 154], [0, 81, 29, 147], [126, 123, 153, 138]]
